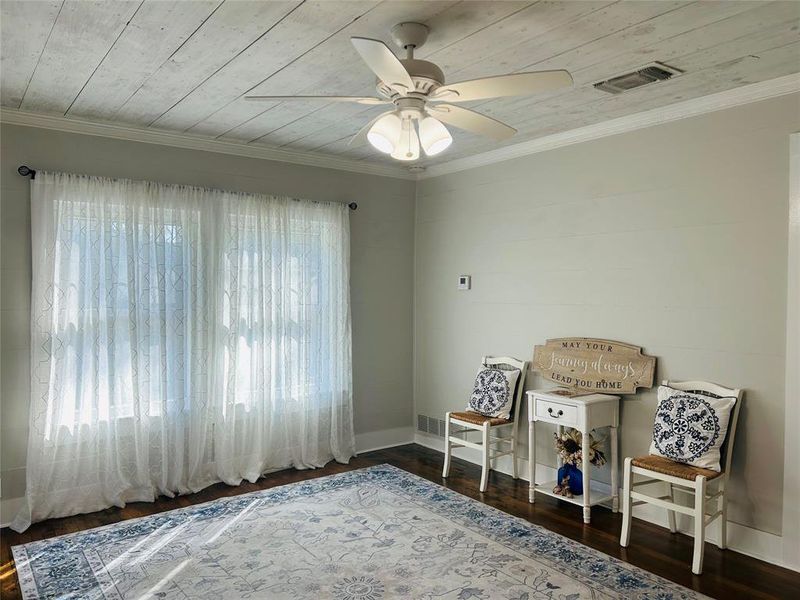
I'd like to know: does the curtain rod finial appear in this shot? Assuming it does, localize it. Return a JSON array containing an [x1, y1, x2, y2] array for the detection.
[[18, 165, 36, 179], [348, 202, 357, 210]]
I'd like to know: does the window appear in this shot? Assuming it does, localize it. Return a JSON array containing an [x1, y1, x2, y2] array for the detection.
[[18, 172, 355, 530]]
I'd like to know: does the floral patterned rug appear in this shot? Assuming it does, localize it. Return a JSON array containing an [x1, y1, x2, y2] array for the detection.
[[12, 465, 707, 599]]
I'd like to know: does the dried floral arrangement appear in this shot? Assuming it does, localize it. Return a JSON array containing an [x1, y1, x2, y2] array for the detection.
[[553, 429, 607, 467]]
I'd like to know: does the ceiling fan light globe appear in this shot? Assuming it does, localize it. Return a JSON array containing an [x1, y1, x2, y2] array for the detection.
[[367, 113, 401, 154], [419, 117, 452, 156], [390, 118, 420, 161], [367, 132, 394, 154], [425, 137, 452, 156]]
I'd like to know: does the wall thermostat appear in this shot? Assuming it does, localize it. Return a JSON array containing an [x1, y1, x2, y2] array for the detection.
[[458, 275, 471, 290]]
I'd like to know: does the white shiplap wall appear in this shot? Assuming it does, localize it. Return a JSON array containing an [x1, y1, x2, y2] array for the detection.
[[414, 93, 800, 537]]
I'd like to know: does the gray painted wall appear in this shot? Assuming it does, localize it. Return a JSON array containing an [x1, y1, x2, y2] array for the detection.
[[0, 124, 416, 511], [414, 94, 800, 536]]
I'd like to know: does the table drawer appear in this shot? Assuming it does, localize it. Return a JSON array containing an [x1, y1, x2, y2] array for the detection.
[[535, 398, 578, 426]]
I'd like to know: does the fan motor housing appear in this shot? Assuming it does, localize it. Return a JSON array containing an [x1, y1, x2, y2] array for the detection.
[[400, 59, 444, 85], [376, 59, 444, 98]]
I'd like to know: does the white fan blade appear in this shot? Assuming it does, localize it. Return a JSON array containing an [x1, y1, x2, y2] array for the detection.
[[351, 37, 414, 93], [245, 95, 389, 105], [427, 104, 516, 141], [431, 70, 572, 102], [348, 110, 395, 147]]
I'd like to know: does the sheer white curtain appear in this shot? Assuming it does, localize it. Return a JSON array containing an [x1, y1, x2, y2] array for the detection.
[[12, 171, 354, 532]]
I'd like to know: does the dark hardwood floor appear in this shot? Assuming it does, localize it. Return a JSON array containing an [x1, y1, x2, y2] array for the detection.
[[1, 443, 797, 599]]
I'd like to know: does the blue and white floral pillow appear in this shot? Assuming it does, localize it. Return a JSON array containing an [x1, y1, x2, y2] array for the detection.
[[467, 367, 520, 420], [648, 385, 736, 471]]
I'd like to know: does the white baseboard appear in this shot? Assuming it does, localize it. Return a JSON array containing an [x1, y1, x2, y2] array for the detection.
[[414, 432, 797, 572], [414, 430, 571, 493], [355, 426, 415, 454], [628, 496, 787, 569]]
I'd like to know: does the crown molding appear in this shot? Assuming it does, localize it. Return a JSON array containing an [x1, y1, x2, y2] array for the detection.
[[0, 108, 416, 181], [419, 73, 800, 179], [3, 73, 797, 183]]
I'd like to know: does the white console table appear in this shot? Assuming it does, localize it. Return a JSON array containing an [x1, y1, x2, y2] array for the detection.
[[527, 389, 620, 523]]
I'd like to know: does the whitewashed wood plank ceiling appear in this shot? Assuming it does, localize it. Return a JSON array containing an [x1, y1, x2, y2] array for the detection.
[[2, 0, 798, 168]]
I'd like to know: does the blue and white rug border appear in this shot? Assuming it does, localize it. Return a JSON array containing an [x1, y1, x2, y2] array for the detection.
[[12, 463, 709, 600], [11, 466, 366, 600]]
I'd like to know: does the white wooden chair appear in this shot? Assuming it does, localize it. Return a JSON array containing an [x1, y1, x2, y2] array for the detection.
[[442, 356, 528, 492], [620, 379, 743, 575]]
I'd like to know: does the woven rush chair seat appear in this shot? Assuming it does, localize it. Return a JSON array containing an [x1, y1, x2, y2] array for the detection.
[[449, 411, 511, 427], [631, 455, 722, 481]]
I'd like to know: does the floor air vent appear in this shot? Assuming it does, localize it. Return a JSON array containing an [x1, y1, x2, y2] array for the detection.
[[417, 414, 443, 436], [417, 414, 466, 437], [594, 62, 682, 94]]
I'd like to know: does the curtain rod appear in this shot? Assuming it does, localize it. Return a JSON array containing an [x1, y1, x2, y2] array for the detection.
[[16, 165, 357, 210]]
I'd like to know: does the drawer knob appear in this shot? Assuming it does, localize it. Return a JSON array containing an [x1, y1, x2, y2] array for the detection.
[[547, 407, 564, 417]]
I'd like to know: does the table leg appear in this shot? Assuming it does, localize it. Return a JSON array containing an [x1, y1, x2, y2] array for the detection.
[[611, 425, 619, 513], [556, 425, 564, 469], [582, 429, 591, 524], [528, 420, 535, 503]]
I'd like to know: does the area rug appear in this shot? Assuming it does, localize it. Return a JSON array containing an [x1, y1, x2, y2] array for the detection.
[[12, 464, 707, 599]]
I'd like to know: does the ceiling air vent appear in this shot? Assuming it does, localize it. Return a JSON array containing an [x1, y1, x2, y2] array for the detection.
[[594, 62, 683, 94]]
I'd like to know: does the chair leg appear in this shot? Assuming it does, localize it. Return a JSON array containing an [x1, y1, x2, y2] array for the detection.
[[620, 457, 633, 547], [692, 476, 707, 575], [511, 422, 519, 480], [442, 413, 452, 478], [479, 423, 490, 492], [667, 482, 677, 534], [718, 481, 728, 550]]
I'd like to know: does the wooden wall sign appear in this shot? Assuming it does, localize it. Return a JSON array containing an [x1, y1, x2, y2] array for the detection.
[[532, 338, 656, 394]]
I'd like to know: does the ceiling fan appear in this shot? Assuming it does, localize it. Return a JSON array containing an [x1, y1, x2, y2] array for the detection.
[[245, 22, 573, 162]]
